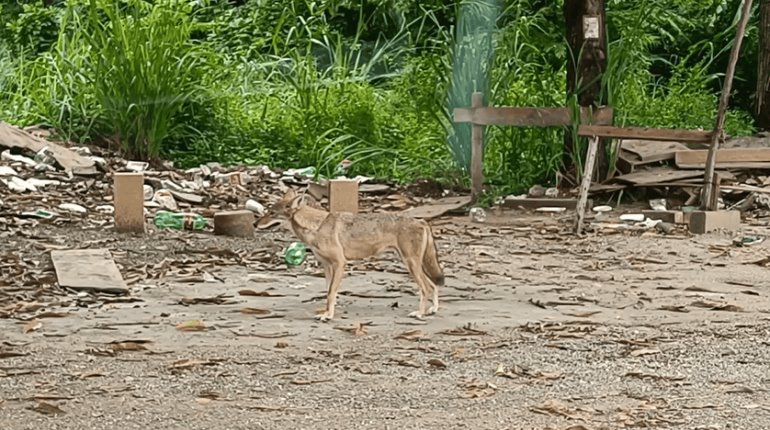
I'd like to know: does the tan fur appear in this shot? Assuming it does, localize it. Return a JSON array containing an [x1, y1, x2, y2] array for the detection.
[[257, 189, 445, 322]]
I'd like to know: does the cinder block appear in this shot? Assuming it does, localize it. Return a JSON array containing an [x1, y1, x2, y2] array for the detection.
[[214, 210, 255, 237], [688, 210, 741, 234], [113, 172, 145, 233], [328, 179, 358, 214], [642, 210, 685, 224]]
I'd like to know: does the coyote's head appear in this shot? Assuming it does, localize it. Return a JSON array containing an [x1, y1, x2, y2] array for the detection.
[[256, 188, 306, 229]]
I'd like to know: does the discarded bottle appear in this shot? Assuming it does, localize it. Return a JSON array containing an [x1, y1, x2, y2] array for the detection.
[[153, 210, 207, 231], [284, 242, 307, 266]]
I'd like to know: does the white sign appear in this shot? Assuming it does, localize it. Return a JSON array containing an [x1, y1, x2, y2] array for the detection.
[[583, 16, 600, 40]]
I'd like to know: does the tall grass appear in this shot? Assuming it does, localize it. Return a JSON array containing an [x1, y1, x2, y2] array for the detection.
[[77, 0, 212, 160]]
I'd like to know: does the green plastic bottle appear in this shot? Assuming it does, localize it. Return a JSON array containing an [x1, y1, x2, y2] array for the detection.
[[284, 242, 307, 266], [153, 210, 207, 231]]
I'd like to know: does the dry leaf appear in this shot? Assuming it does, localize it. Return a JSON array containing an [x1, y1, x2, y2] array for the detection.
[[563, 310, 601, 318], [176, 320, 207, 331], [78, 371, 106, 379], [27, 401, 65, 416], [238, 289, 285, 297], [239, 307, 271, 315], [334, 322, 369, 336], [110, 341, 149, 352], [629, 347, 661, 357], [169, 358, 219, 370], [495, 363, 563, 381], [427, 358, 447, 369], [438, 323, 487, 336], [274, 341, 289, 349], [459, 378, 496, 398], [393, 329, 425, 341], [530, 399, 589, 420], [290, 378, 331, 385], [0, 351, 28, 359], [29, 311, 71, 319], [23, 319, 42, 333], [179, 294, 233, 305]]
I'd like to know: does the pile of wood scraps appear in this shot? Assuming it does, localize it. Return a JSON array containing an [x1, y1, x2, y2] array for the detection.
[[591, 134, 770, 210]]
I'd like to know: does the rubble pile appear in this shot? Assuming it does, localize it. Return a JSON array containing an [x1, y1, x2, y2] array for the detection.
[[0, 122, 431, 234]]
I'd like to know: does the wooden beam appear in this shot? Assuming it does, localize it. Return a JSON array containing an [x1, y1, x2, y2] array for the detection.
[[575, 136, 600, 236], [675, 148, 770, 167], [577, 125, 713, 143], [470, 92, 484, 202], [701, 0, 755, 210], [453, 106, 613, 127]]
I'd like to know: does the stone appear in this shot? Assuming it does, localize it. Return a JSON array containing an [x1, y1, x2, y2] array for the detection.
[[213, 210, 255, 237], [113, 172, 145, 233], [688, 210, 741, 234], [328, 179, 359, 213]]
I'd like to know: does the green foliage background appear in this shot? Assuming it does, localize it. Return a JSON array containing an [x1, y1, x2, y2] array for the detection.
[[0, 0, 760, 196]]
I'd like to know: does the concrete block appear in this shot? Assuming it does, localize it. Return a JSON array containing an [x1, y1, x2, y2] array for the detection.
[[214, 210, 255, 237], [328, 179, 358, 214], [113, 172, 145, 233], [688, 210, 741, 234], [641, 210, 685, 224]]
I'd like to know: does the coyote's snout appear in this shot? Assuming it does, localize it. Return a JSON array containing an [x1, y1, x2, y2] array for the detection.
[[257, 189, 445, 321]]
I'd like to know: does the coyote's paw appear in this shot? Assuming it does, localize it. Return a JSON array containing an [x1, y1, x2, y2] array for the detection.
[[408, 310, 426, 321], [315, 312, 332, 322], [427, 305, 439, 315]]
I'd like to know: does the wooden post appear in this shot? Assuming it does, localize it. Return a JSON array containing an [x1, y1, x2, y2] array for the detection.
[[575, 136, 600, 236], [471, 92, 484, 202], [757, 0, 770, 129], [564, 0, 608, 179], [701, 0, 754, 210]]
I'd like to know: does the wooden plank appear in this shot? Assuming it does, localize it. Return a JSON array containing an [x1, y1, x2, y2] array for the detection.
[[675, 148, 770, 167], [575, 136, 600, 236], [470, 92, 484, 201], [678, 161, 770, 170], [501, 197, 589, 210], [453, 106, 613, 127], [402, 196, 472, 220], [578, 125, 712, 143], [614, 167, 704, 185], [0, 121, 98, 175], [621, 140, 690, 163], [51, 249, 128, 295]]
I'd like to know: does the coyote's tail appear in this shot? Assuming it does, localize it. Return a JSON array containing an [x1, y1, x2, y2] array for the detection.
[[421, 225, 445, 286]]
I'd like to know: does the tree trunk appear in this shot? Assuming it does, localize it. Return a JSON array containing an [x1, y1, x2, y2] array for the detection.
[[758, 0, 770, 130], [563, 0, 609, 182]]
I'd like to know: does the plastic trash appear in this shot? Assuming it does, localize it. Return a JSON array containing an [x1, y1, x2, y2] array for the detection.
[[245, 199, 265, 215], [59, 203, 87, 214], [153, 189, 178, 211], [284, 242, 307, 266], [1, 150, 36, 167], [34, 147, 56, 166], [126, 161, 149, 172], [469, 207, 487, 223], [143, 185, 154, 201], [544, 187, 559, 198], [649, 198, 667, 211], [153, 210, 207, 231], [592, 205, 612, 213]]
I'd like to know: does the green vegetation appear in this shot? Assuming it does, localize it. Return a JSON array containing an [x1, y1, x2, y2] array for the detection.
[[0, 0, 760, 196]]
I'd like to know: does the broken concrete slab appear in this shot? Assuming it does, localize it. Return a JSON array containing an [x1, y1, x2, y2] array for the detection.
[[328, 179, 359, 214], [0, 121, 98, 175], [401, 195, 472, 220], [688, 210, 742, 234], [51, 249, 128, 294]]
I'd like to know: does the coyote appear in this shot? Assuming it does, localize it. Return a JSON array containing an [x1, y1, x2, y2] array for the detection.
[[257, 189, 445, 322]]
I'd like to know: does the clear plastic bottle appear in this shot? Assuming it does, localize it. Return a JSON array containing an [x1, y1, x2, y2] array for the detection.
[[153, 210, 207, 231]]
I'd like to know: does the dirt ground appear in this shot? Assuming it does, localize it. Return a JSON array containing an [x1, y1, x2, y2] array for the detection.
[[2, 210, 770, 429]]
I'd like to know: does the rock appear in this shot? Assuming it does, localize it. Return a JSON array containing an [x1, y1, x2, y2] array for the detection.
[[213, 210, 255, 238]]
